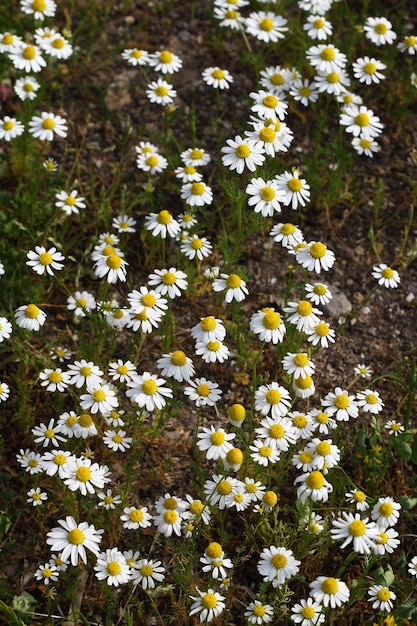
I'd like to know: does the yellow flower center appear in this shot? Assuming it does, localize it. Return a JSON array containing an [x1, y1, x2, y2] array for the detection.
[[68, 528, 85, 545], [76, 466, 91, 482], [404, 35, 417, 46], [259, 126, 276, 143], [191, 182, 205, 196], [327, 72, 339, 83], [266, 389, 281, 404], [253, 605, 266, 617], [131, 49, 143, 58], [299, 451, 313, 464], [364, 61, 377, 75], [23, 82, 34, 92], [281, 223, 296, 235], [271, 553, 287, 569], [299, 86, 311, 97], [306, 470, 325, 489], [104, 495, 114, 504], [157, 210, 171, 225], [65, 196, 76, 206], [353, 490, 366, 502], [162, 271, 176, 285], [314, 18, 325, 28], [170, 350, 187, 366], [263, 95, 278, 109], [269, 424, 284, 439], [375, 23, 388, 34], [54, 453, 67, 465], [355, 113, 370, 127], [379, 502, 393, 517], [141, 293, 156, 307], [321, 577, 338, 594], [381, 267, 394, 279], [29, 459, 39, 467], [309, 242, 326, 258], [377, 532, 388, 544], [365, 393, 378, 404], [207, 340, 220, 352], [211, 430, 225, 446], [349, 519, 366, 536], [130, 509, 144, 522], [42, 567, 52, 577], [235, 144, 251, 159], [271, 72, 285, 85], [164, 510, 178, 524], [263, 491, 277, 506], [212, 68, 225, 79], [42, 117, 56, 130], [316, 441, 331, 456], [32, 0, 47, 9], [202, 593, 218, 609], [287, 177, 302, 192], [140, 564, 153, 577], [155, 85, 168, 97], [226, 9, 237, 19], [201, 316, 216, 332], [32, 492, 41, 500], [295, 375, 312, 390], [92, 389, 106, 402], [23, 45, 36, 60], [260, 186, 276, 201], [293, 414, 307, 428], [48, 371, 63, 384], [334, 394, 349, 409], [25, 304, 40, 319], [164, 497, 177, 510], [45, 428, 55, 439], [218, 481, 232, 495], [228, 404, 246, 421], [206, 542, 223, 559], [260, 17, 274, 32], [2, 34, 14, 45], [321, 46, 335, 60], [189, 500, 204, 515], [360, 138, 372, 149], [107, 561, 121, 576], [190, 148, 203, 160], [191, 237, 203, 249], [315, 323, 330, 337], [52, 38, 65, 49], [260, 445, 272, 457], [297, 300, 313, 316], [102, 245, 115, 256], [159, 50, 173, 63], [3, 120, 14, 131], [226, 447, 243, 465], [112, 434, 123, 443], [196, 383, 210, 396], [262, 309, 281, 329], [146, 155, 159, 168], [142, 379, 157, 395], [66, 414, 77, 427], [377, 588, 391, 602], [294, 353, 309, 367], [117, 364, 129, 375]]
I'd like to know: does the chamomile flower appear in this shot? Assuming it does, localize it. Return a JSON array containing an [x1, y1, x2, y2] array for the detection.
[[67, 359, 103, 388], [80, 383, 118, 414], [202, 66, 233, 89], [50, 346, 71, 362], [354, 363, 373, 378], [21, 0, 57, 19], [340, 104, 383, 138], [282, 352, 315, 379], [126, 372, 173, 411], [98, 489, 121, 510], [94, 251, 128, 283], [10, 43, 46, 73], [345, 489, 369, 511], [14, 303, 46, 331], [181, 234, 213, 260], [275, 168, 310, 209], [284, 300, 322, 333], [270, 222, 304, 248], [250, 439, 281, 466], [306, 320, 335, 348], [191, 316, 226, 343], [330, 512, 379, 553], [408, 556, 417, 577], [303, 14, 332, 40], [131, 558, 165, 590], [63, 457, 109, 496], [306, 44, 347, 73], [46, 516, 103, 566], [108, 359, 136, 383], [255, 416, 297, 451], [385, 420, 404, 436], [175, 165, 202, 183], [27, 487, 48, 506], [254, 382, 291, 418], [39, 367, 70, 392], [184, 378, 222, 406], [289, 79, 320, 106], [200, 543, 233, 579], [288, 412, 316, 440], [42, 34, 73, 59], [136, 152, 168, 174], [364, 17, 397, 46], [189, 587, 226, 622], [298, 0, 332, 15], [212, 272, 249, 303], [371, 497, 401, 529], [250, 307, 286, 343], [245, 11, 288, 43], [41, 450, 74, 478], [245, 599, 274, 624], [373, 527, 400, 555], [32, 419, 66, 447], [221, 135, 265, 174], [246, 177, 285, 216], [146, 79, 176, 105], [120, 505, 152, 529], [121, 48, 150, 66], [315, 68, 351, 95], [26, 246, 65, 276], [145, 210, 180, 239], [73, 413, 98, 439], [322, 387, 358, 421], [0, 317, 12, 342], [259, 65, 292, 94], [305, 283, 332, 305], [296, 241, 335, 273], [213, 6, 246, 30], [148, 267, 188, 298], [94, 548, 130, 586], [356, 389, 384, 414], [181, 181, 213, 207], [245, 117, 292, 156], [195, 339, 230, 363], [55, 190, 86, 215], [127, 286, 168, 321], [0, 32, 23, 53], [157, 350, 195, 382], [28, 111, 68, 141], [34, 562, 59, 585], [351, 135, 380, 157], [290, 598, 325, 626], [153, 508, 183, 537], [67, 291, 96, 317], [372, 263, 400, 288], [257, 546, 300, 588], [148, 49, 182, 73], [309, 576, 350, 608], [353, 56, 386, 86], [398, 34, 417, 54], [112, 214, 136, 233], [16, 449, 43, 474], [0, 381, 10, 402], [197, 426, 235, 460], [249, 90, 288, 121], [102, 429, 132, 452], [294, 470, 333, 503], [0, 116, 24, 141], [181, 147, 211, 167], [306, 514, 325, 535], [368, 585, 396, 612]]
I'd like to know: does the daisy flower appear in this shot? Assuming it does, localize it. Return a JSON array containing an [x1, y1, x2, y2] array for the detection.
[[200, 543, 233, 579], [28, 111, 68, 141], [181, 147, 211, 167], [408, 556, 417, 577], [0, 32, 23, 53], [63, 457, 108, 496], [254, 382, 291, 418], [290, 598, 325, 625], [153, 509, 183, 537], [145, 210, 180, 239], [212, 272, 249, 303], [21, 0, 57, 19], [73, 413, 98, 439], [255, 415, 297, 451], [368, 585, 396, 612], [41, 450, 75, 478], [270, 222, 303, 248], [213, 6, 246, 30], [372, 263, 400, 288], [191, 316, 226, 343], [296, 241, 335, 273], [148, 267, 188, 298], [180, 234, 213, 260], [275, 168, 310, 209], [351, 136, 380, 157], [306, 44, 347, 73], [79, 383, 119, 414], [257, 546, 300, 588], [306, 321, 335, 348], [27, 487, 48, 506], [0, 317, 12, 342], [244, 599, 274, 624], [315, 68, 351, 95], [131, 559, 165, 590], [246, 177, 285, 216], [340, 104, 383, 138], [330, 512, 379, 554], [321, 387, 359, 421], [284, 300, 322, 333], [282, 352, 315, 379], [46, 516, 103, 566], [371, 497, 401, 529], [345, 489, 369, 511], [67, 359, 103, 388], [303, 14, 332, 40], [204, 474, 238, 509], [250, 439, 281, 466], [108, 359, 136, 383], [175, 165, 202, 183], [112, 214, 136, 233], [126, 372, 173, 411], [181, 181, 213, 207], [245, 11, 288, 43], [385, 420, 404, 436], [94, 251, 128, 283], [0, 381, 10, 402], [32, 419, 66, 447], [289, 79, 320, 106], [34, 563, 59, 585], [227, 403, 247, 427], [288, 412, 315, 440], [26, 246, 65, 276], [121, 47, 150, 66], [67, 291, 96, 317], [15, 303, 47, 331], [148, 49, 182, 73], [146, 79, 176, 105], [50, 346, 71, 362], [97, 489, 121, 510], [127, 286, 168, 321], [120, 505, 152, 529], [189, 587, 225, 622], [184, 378, 222, 407], [223, 448, 244, 473], [157, 350, 195, 382], [305, 437, 340, 469], [16, 449, 43, 474], [102, 429, 132, 452], [245, 118, 292, 156], [249, 90, 288, 121], [305, 282, 332, 305], [250, 307, 286, 343], [195, 339, 230, 363], [197, 426, 235, 461], [398, 34, 417, 54], [0, 116, 24, 141], [356, 389, 384, 414], [136, 152, 168, 174], [10, 43, 46, 72], [352, 56, 386, 84], [94, 548, 130, 586], [306, 514, 325, 535], [259, 65, 292, 94], [309, 576, 350, 608], [39, 367, 70, 392], [354, 363, 372, 378], [202, 66, 233, 89], [363, 17, 396, 46], [221, 135, 265, 174], [41, 34, 73, 59], [294, 470, 333, 503], [55, 190, 86, 215], [373, 527, 400, 555]]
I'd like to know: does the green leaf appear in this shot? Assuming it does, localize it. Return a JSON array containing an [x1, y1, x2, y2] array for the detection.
[[399, 495, 417, 511], [391, 438, 412, 461], [397, 599, 417, 618]]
